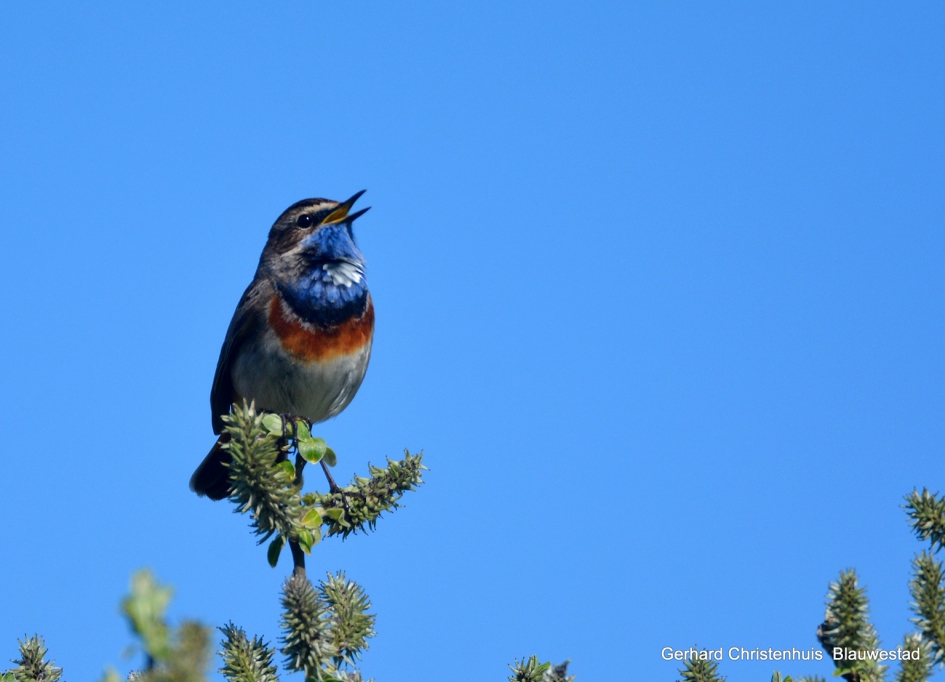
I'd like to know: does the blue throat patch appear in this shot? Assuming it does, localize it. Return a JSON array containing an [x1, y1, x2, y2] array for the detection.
[[279, 224, 368, 327], [279, 264, 368, 328]]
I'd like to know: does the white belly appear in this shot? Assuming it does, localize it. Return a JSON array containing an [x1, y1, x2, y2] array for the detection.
[[231, 329, 372, 423]]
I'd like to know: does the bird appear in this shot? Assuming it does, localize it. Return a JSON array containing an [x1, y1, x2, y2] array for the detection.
[[190, 191, 374, 500]]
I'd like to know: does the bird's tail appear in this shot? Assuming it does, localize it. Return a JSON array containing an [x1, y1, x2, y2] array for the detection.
[[190, 433, 232, 501]]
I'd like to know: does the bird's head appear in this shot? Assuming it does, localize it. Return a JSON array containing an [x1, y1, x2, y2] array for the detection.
[[260, 190, 370, 283]]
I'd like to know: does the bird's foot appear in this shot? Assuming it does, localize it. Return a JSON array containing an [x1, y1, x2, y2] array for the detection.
[[278, 413, 314, 439]]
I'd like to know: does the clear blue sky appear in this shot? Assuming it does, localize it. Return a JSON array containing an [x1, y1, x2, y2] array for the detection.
[[1, 3, 943, 681]]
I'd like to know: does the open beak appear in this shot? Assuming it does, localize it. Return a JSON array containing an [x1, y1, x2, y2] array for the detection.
[[322, 190, 370, 225]]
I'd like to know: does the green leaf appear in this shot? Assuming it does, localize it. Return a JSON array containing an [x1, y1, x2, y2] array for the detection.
[[323, 507, 352, 528], [298, 437, 327, 465], [277, 460, 296, 479], [323, 446, 337, 467], [295, 420, 311, 440], [261, 413, 284, 435], [301, 508, 323, 528], [322, 507, 350, 528], [298, 529, 315, 554], [267, 536, 284, 567]]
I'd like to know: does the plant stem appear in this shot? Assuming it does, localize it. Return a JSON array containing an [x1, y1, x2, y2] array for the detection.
[[289, 540, 306, 578], [290, 452, 307, 577], [294, 452, 306, 487]]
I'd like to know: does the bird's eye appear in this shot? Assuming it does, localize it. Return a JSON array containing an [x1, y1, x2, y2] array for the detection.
[[296, 214, 313, 228]]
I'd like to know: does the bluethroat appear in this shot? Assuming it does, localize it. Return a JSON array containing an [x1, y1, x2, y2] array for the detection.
[[190, 191, 373, 500]]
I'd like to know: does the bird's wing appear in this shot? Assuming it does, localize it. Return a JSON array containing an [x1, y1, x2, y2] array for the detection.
[[210, 277, 273, 434]]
